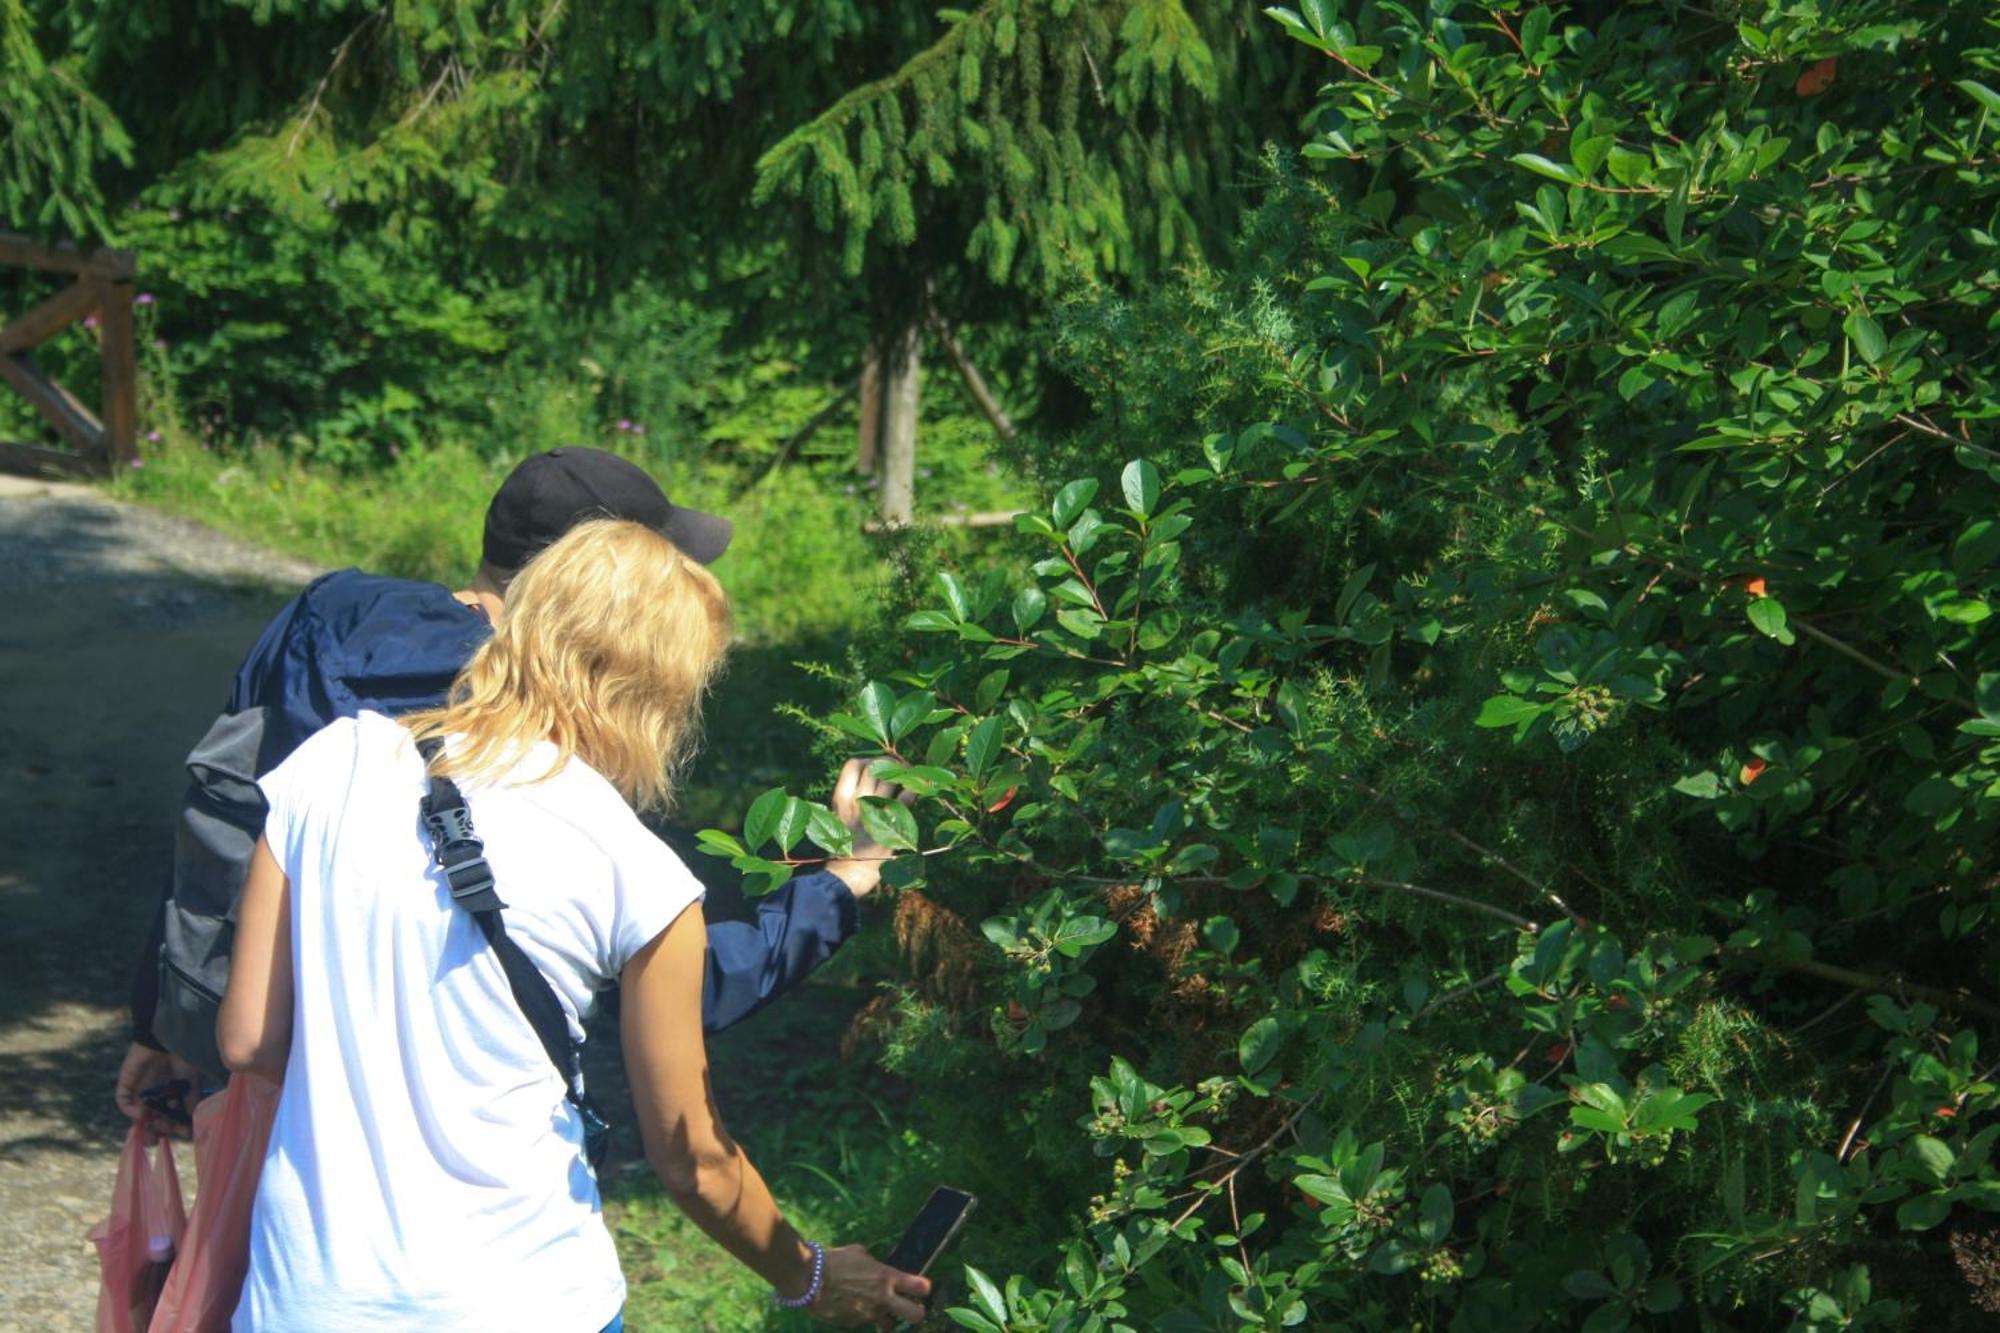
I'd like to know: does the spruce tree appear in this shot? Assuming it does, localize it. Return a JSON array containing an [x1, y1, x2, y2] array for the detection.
[[752, 1, 1304, 520], [0, 0, 130, 238], [12, 2, 1304, 510]]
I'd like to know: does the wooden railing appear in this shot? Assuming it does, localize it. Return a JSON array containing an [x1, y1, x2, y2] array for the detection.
[[0, 232, 138, 476]]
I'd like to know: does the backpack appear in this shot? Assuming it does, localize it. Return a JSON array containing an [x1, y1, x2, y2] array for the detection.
[[153, 707, 273, 1078], [150, 571, 489, 1076]]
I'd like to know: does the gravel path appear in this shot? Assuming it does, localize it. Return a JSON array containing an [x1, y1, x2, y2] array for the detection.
[[0, 475, 320, 1332]]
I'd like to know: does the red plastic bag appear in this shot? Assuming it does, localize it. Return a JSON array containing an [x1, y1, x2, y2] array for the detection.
[[88, 1122, 187, 1333], [150, 1074, 281, 1333]]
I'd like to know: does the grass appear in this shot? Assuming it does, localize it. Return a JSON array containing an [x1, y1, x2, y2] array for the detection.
[[109, 432, 890, 646]]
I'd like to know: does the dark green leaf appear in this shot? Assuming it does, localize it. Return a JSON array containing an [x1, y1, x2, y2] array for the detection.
[[1121, 459, 1162, 516], [804, 804, 853, 857], [859, 797, 918, 852], [1052, 479, 1099, 529], [1053, 915, 1117, 957], [1897, 1193, 1952, 1231], [1747, 598, 1792, 643], [1511, 153, 1583, 185], [1239, 1016, 1285, 1074], [743, 787, 789, 851], [1957, 79, 2000, 115], [1012, 586, 1047, 632], [858, 682, 895, 743], [890, 689, 937, 742], [963, 1266, 1008, 1327], [1844, 311, 1887, 365], [965, 716, 1003, 777], [1476, 695, 1546, 728]]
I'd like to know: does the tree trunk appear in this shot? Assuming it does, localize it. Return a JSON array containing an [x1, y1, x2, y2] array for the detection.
[[856, 348, 881, 475], [878, 322, 920, 526]]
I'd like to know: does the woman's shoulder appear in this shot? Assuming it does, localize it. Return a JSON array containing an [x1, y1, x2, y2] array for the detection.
[[346, 710, 417, 760], [282, 710, 419, 782], [271, 710, 366, 773], [535, 752, 648, 829]]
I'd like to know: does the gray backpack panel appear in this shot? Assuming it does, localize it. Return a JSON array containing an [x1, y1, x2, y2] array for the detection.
[[154, 706, 271, 1078]]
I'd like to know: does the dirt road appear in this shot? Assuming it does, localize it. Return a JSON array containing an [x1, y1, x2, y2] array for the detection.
[[0, 474, 319, 1331]]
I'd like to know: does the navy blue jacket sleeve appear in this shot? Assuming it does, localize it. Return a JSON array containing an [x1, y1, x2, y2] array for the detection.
[[700, 869, 859, 1032]]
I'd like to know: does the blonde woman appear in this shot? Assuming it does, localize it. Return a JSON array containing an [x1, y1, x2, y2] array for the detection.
[[216, 520, 930, 1331]]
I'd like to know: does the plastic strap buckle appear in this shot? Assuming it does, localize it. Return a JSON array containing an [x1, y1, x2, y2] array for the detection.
[[423, 805, 476, 846]]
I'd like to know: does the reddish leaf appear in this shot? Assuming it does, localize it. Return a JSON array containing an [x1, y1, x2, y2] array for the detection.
[[986, 786, 1019, 813], [1797, 58, 1837, 97], [1739, 757, 1768, 785]]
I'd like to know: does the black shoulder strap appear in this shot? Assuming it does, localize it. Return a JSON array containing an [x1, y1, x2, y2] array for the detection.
[[415, 738, 597, 1130]]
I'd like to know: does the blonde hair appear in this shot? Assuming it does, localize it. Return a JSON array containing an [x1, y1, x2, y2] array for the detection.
[[404, 519, 732, 811]]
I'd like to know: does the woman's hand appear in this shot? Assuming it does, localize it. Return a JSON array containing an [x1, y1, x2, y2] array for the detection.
[[805, 1244, 932, 1327], [113, 1042, 197, 1141], [824, 758, 915, 900]]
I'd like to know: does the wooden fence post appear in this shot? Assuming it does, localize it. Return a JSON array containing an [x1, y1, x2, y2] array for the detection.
[[0, 232, 138, 477], [100, 281, 137, 468]]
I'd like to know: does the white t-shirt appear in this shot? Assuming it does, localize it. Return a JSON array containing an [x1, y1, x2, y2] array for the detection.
[[234, 710, 703, 1332]]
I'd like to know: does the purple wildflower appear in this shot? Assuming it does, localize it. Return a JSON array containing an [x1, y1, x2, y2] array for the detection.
[[136, 292, 155, 306], [145, 430, 161, 443]]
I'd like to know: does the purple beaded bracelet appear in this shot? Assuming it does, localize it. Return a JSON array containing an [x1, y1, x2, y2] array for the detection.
[[774, 1239, 826, 1309]]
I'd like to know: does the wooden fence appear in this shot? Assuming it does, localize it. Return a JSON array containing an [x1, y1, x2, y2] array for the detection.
[[0, 232, 138, 476]]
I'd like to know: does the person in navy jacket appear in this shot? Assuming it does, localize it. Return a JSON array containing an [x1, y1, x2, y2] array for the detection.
[[116, 448, 894, 1132]]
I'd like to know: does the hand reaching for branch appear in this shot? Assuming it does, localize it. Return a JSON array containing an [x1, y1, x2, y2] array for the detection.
[[824, 758, 914, 900]]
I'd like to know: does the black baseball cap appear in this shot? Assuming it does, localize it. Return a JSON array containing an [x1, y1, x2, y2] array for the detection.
[[481, 447, 733, 570]]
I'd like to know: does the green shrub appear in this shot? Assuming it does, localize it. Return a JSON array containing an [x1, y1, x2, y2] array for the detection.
[[701, 2, 2000, 1328]]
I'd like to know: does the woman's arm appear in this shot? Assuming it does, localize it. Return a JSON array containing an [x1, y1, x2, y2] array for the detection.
[[621, 904, 929, 1325], [622, 904, 811, 1284], [216, 835, 294, 1079]]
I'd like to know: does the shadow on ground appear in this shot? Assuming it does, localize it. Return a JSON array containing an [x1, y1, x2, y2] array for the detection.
[[0, 491, 300, 1152]]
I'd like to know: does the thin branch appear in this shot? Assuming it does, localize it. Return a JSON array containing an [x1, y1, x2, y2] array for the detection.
[[1894, 412, 2000, 463], [1788, 615, 1916, 689], [1790, 988, 1864, 1038], [1357, 877, 1540, 932], [1079, 39, 1107, 107], [739, 373, 862, 496], [287, 14, 378, 159], [1837, 1058, 1895, 1163], [930, 314, 1018, 441], [1410, 966, 1511, 1024], [1165, 1098, 1317, 1236], [1738, 952, 2000, 1024], [1436, 826, 1584, 924]]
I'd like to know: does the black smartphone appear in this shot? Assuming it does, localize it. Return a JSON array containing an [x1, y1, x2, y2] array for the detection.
[[885, 1186, 978, 1276]]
